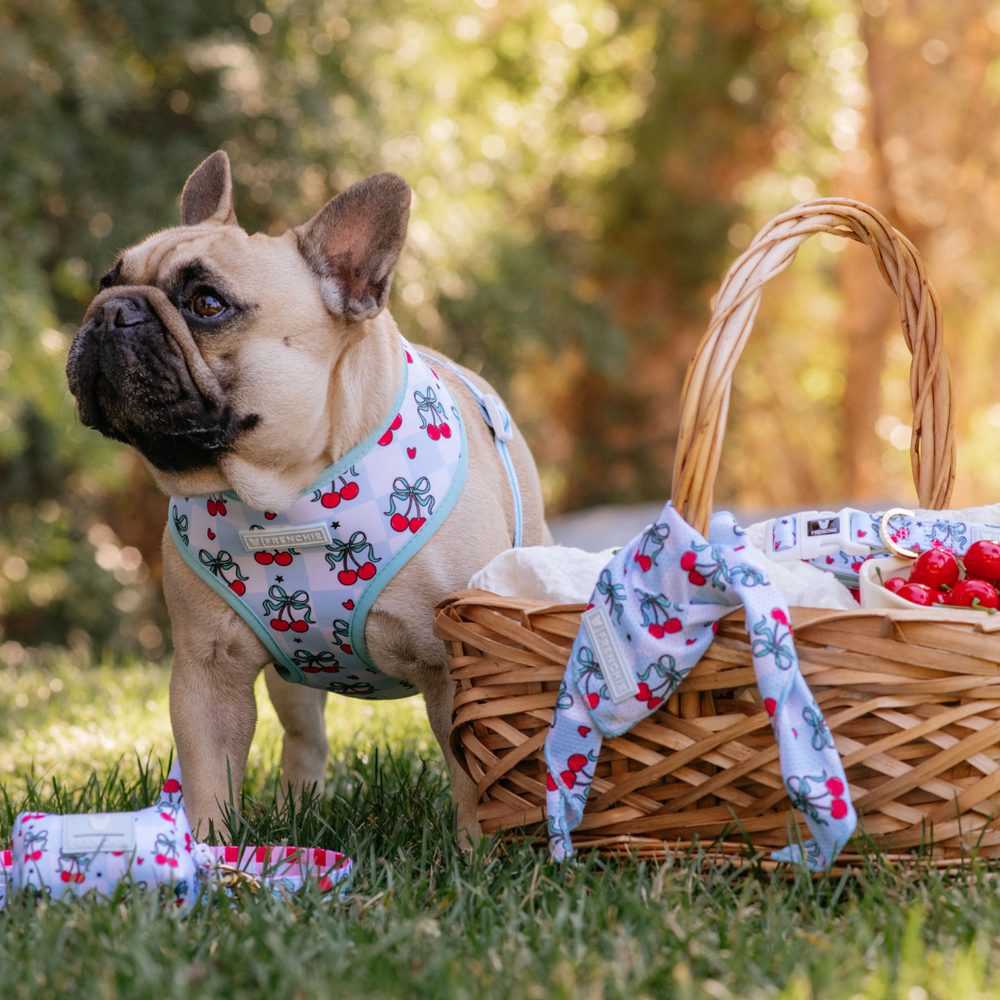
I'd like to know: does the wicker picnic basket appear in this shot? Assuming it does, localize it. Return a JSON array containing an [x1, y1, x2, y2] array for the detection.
[[435, 199, 1000, 864]]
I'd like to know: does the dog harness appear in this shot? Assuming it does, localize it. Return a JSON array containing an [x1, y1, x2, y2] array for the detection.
[[170, 336, 522, 699]]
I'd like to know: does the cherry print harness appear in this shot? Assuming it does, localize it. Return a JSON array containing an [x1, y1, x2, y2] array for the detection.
[[169, 336, 522, 699]]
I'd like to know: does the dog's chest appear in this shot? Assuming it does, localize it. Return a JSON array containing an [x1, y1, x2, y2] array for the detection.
[[169, 340, 467, 698]]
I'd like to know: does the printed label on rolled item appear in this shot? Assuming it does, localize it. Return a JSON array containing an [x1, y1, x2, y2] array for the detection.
[[581, 605, 640, 704], [239, 522, 332, 552], [63, 814, 135, 854]]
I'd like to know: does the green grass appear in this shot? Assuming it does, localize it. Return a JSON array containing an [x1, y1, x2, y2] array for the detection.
[[5, 658, 1000, 998]]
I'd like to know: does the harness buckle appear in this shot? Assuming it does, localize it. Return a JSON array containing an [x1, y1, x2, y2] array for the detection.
[[483, 394, 515, 443], [763, 507, 871, 562]]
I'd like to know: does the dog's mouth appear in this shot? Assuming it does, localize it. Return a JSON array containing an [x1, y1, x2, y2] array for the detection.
[[66, 285, 254, 473]]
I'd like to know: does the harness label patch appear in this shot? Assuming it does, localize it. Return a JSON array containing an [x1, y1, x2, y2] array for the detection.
[[63, 814, 135, 855], [581, 605, 639, 704], [239, 523, 332, 552]]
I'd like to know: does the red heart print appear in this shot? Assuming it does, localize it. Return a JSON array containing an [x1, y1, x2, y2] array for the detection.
[[826, 557, 834, 564], [407, 447, 416, 459], [207, 529, 215, 540], [578, 726, 591, 737], [858, 530, 866, 537]]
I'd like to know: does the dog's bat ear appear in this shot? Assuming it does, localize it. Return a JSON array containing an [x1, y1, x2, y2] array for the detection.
[[181, 151, 238, 227], [294, 172, 411, 322]]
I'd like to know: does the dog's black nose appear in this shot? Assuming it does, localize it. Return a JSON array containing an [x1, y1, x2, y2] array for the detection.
[[95, 295, 154, 329]]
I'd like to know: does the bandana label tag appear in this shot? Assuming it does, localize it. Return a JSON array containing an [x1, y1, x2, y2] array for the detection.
[[582, 605, 639, 704]]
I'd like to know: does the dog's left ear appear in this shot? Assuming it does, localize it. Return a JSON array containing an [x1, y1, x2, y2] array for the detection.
[[294, 172, 411, 322]]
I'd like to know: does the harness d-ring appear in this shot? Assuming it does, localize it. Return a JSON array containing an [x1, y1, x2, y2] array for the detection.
[[879, 507, 919, 559]]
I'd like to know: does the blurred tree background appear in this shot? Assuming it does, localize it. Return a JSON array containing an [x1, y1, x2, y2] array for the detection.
[[2, 0, 1000, 661]]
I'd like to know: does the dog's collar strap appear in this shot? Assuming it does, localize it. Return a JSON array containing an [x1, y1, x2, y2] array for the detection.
[[168, 337, 469, 698]]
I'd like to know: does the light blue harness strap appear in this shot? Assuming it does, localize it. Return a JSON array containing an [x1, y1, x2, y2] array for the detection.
[[420, 353, 524, 548]]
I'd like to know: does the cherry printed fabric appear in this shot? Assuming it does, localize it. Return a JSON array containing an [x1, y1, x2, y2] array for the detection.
[[544, 502, 857, 870], [9, 782, 200, 908], [170, 337, 467, 699]]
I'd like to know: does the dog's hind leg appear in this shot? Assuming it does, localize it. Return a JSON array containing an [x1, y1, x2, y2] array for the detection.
[[264, 666, 329, 807]]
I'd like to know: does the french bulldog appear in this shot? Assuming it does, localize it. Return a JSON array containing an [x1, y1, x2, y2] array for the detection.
[[66, 151, 549, 843]]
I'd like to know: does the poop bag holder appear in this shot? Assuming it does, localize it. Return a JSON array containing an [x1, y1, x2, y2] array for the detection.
[[9, 788, 199, 907], [544, 501, 857, 870], [1, 761, 353, 909]]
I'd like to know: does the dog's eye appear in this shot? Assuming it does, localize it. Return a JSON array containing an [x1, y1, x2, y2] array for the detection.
[[190, 293, 226, 318]]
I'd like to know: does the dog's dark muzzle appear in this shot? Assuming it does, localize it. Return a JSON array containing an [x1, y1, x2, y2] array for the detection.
[[66, 285, 244, 473]]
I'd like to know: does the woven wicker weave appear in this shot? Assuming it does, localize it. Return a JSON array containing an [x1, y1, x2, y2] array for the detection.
[[436, 199, 1000, 861]]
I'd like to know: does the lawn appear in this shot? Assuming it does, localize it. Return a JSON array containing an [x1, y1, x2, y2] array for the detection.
[[3, 654, 1000, 999]]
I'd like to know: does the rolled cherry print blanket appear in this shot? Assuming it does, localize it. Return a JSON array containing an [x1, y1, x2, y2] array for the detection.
[[543, 502, 856, 870]]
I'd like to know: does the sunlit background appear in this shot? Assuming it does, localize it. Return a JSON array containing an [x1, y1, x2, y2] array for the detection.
[[3, 0, 1000, 665]]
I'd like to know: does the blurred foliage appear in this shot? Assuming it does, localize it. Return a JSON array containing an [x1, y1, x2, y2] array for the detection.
[[3, 0, 1000, 656]]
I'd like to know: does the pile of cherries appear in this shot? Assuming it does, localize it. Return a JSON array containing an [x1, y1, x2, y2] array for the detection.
[[882, 539, 1000, 609]]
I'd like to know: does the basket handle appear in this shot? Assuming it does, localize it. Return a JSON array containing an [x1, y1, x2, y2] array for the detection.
[[671, 198, 956, 538]]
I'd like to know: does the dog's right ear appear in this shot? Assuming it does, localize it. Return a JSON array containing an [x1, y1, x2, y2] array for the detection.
[[180, 151, 238, 227], [295, 172, 411, 322]]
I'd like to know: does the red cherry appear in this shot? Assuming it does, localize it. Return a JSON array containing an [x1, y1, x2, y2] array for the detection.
[[546, 773, 558, 792], [830, 799, 848, 820], [560, 771, 576, 788], [207, 529, 216, 540], [216, 501, 226, 516], [271, 619, 289, 632], [567, 753, 588, 772], [680, 551, 697, 571], [896, 582, 941, 607], [303, 664, 320, 673], [255, 552, 274, 565], [946, 578, 1000, 610], [168, 859, 179, 868], [648, 623, 665, 639], [74, 872, 86, 882], [883, 576, 907, 594], [340, 644, 353, 655], [156, 854, 166, 865], [587, 692, 600, 709], [29, 850, 42, 860], [689, 571, 706, 586], [409, 517, 426, 532], [229, 580, 246, 596], [206, 500, 217, 516], [290, 620, 309, 633], [390, 413, 402, 431], [648, 696, 663, 709], [635, 682, 651, 701], [340, 483, 359, 501], [825, 777, 844, 796], [664, 618, 682, 634], [378, 429, 393, 446], [61, 871, 72, 883], [426, 425, 441, 441], [910, 548, 959, 589], [764, 697, 777, 716], [338, 570, 358, 586], [964, 540, 1000, 582], [265, 511, 277, 520], [635, 554, 652, 572], [439, 423, 451, 438], [390, 513, 409, 533], [771, 608, 788, 625], [358, 562, 376, 580], [321, 491, 341, 508], [163, 778, 181, 794], [274, 552, 293, 566]]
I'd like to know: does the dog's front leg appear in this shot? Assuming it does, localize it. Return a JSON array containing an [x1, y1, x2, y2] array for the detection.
[[163, 534, 269, 838]]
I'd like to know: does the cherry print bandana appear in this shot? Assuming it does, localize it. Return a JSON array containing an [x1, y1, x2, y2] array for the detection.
[[544, 502, 856, 870], [170, 337, 467, 699]]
